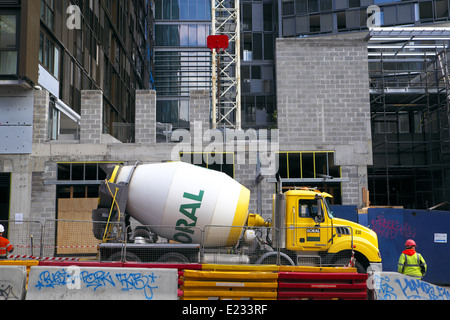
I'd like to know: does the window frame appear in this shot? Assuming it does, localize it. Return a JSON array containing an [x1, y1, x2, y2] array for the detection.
[[0, 10, 20, 76]]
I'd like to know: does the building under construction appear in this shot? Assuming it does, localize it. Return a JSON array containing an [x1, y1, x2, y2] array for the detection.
[[368, 28, 450, 210]]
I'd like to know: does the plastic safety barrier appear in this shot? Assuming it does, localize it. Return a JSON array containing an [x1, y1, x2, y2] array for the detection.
[[278, 272, 368, 300], [181, 269, 279, 300]]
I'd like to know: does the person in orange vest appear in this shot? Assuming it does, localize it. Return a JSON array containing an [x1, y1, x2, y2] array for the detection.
[[0, 224, 14, 259], [397, 239, 427, 279]]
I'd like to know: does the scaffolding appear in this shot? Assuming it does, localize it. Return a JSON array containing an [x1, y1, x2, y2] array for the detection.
[[368, 28, 450, 210]]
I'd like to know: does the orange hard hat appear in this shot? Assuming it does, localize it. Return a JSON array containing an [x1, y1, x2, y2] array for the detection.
[[405, 239, 416, 247]]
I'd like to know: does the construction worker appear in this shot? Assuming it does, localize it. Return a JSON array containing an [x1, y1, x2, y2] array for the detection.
[[0, 224, 14, 259], [397, 239, 427, 279]]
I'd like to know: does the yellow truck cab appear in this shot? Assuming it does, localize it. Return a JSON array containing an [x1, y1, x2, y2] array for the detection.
[[279, 188, 382, 272]]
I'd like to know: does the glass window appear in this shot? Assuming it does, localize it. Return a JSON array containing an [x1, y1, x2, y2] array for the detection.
[[0, 51, 17, 75], [310, 14, 320, 32], [180, 152, 235, 178], [189, 25, 197, 46], [171, 0, 179, 19], [163, 0, 171, 19], [308, 0, 319, 12], [346, 10, 361, 29], [180, 25, 189, 46], [337, 11, 346, 29], [243, 4, 252, 31], [0, 13, 18, 75], [283, 1, 295, 15], [419, 1, 433, 20], [321, 0, 332, 11], [349, 0, 360, 8], [296, 0, 308, 14], [398, 4, 414, 23], [253, 33, 262, 60], [277, 152, 341, 179], [320, 13, 333, 32], [0, 15, 16, 49], [263, 4, 273, 31], [197, 25, 207, 47], [39, 30, 60, 78], [189, 0, 197, 19], [179, 0, 189, 19], [40, 0, 54, 30], [296, 15, 309, 34], [264, 33, 274, 60], [155, 0, 162, 19], [435, 0, 449, 18]]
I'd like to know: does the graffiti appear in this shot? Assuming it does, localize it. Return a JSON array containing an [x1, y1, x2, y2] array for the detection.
[[0, 283, 20, 300], [396, 277, 450, 300], [116, 272, 158, 300], [370, 215, 416, 239], [372, 274, 397, 300], [374, 272, 450, 300], [35, 269, 159, 300]]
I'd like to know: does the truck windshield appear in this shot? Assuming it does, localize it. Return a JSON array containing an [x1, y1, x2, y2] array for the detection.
[[324, 198, 334, 219]]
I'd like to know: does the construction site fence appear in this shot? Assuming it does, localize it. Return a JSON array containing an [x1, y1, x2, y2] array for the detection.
[[0, 220, 355, 267]]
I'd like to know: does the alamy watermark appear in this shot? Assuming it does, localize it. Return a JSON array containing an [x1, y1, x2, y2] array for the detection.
[[366, 5, 382, 29], [170, 121, 280, 177], [66, 5, 82, 30]]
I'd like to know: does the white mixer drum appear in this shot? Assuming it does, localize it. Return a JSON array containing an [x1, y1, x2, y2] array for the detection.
[[113, 162, 250, 247]]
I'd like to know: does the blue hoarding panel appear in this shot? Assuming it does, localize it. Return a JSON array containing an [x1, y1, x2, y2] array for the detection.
[[330, 205, 358, 222], [368, 208, 450, 285]]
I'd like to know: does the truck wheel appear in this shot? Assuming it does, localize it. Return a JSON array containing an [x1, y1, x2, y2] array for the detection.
[[157, 252, 190, 263], [107, 251, 141, 262], [256, 252, 295, 265], [334, 258, 366, 273]]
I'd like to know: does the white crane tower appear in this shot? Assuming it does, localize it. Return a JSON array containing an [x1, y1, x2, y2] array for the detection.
[[211, 0, 241, 130]]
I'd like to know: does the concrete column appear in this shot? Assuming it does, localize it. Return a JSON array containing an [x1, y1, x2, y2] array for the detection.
[[80, 90, 103, 144], [135, 89, 156, 144], [30, 162, 56, 221], [33, 90, 50, 144], [189, 90, 210, 134]]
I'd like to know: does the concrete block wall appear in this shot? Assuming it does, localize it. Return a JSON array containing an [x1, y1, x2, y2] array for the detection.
[[80, 90, 103, 144], [189, 90, 210, 134], [276, 37, 371, 149], [32, 90, 50, 144], [30, 162, 56, 221], [135, 90, 156, 144], [276, 36, 372, 207]]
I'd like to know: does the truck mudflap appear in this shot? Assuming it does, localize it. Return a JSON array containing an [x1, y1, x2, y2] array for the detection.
[[99, 242, 200, 263]]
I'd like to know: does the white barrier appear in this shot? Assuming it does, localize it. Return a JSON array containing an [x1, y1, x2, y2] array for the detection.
[[0, 265, 27, 300], [26, 266, 178, 300], [371, 272, 450, 300]]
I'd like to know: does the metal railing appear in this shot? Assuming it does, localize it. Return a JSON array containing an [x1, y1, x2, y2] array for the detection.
[[0, 219, 356, 268]]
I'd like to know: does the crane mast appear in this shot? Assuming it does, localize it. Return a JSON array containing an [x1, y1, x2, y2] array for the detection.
[[211, 0, 241, 130]]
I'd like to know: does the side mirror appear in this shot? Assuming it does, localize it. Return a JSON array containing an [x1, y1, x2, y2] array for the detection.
[[315, 198, 323, 224]]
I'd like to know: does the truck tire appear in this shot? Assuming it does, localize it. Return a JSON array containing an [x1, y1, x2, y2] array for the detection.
[[256, 252, 295, 265], [156, 252, 190, 263], [334, 258, 365, 273], [107, 251, 141, 262]]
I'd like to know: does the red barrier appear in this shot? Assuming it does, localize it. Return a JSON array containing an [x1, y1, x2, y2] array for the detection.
[[278, 272, 368, 300]]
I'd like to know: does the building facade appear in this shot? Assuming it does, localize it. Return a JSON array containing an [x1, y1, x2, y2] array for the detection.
[[0, 0, 154, 143], [1, 0, 448, 240]]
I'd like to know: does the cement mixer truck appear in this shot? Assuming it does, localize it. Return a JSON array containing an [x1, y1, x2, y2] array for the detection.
[[92, 162, 382, 272]]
